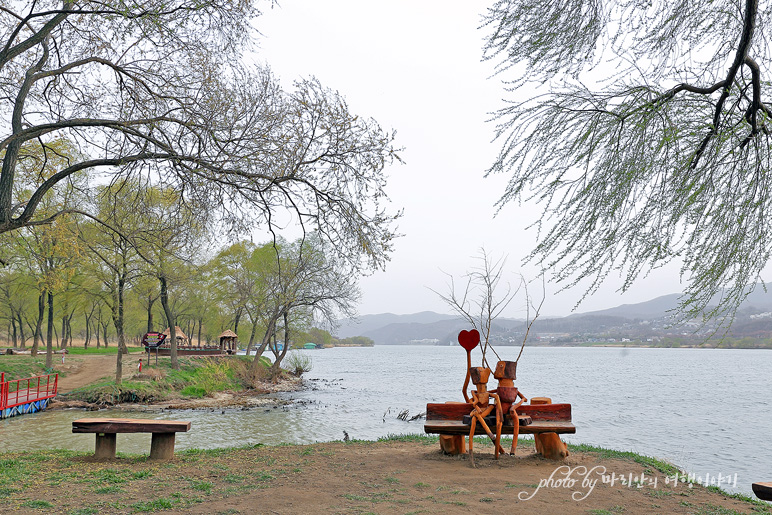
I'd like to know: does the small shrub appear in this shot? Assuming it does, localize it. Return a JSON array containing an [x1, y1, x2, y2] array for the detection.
[[286, 351, 312, 376], [195, 360, 232, 392]]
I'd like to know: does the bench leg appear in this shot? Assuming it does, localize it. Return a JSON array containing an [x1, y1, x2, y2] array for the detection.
[[534, 432, 569, 460], [439, 435, 466, 455], [149, 433, 176, 459], [94, 433, 117, 459]]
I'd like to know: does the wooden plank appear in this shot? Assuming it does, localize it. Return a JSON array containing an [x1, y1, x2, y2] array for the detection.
[[426, 402, 571, 422], [752, 482, 772, 501], [72, 418, 191, 434], [424, 419, 576, 435]]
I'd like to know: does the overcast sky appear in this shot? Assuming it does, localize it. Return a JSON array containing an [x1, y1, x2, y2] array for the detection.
[[252, 1, 684, 318]]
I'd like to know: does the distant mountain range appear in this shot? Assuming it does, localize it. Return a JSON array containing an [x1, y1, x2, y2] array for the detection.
[[336, 288, 772, 345]]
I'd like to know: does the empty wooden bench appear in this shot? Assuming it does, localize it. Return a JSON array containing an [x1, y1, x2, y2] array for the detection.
[[424, 402, 574, 457], [72, 418, 191, 459]]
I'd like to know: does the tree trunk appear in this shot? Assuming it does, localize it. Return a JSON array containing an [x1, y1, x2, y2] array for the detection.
[[246, 317, 258, 355], [159, 275, 179, 370], [17, 312, 25, 349], [250, 316, 277, 374], [197, 318, 202, 346], [113, 270, 128, 384], [60, 315, 68, 350], [234, 307, 242, 335], [84, 311, 91, 348], [101, 318, 109, 347], [10, 314, 17, 348], [31, 292, 44, 356], [146, 295, 155, 333], [95, 312, 101, 348], [45, 291, 54, 369], [270, 311, 292, 381], [66, 313, 74, 348]]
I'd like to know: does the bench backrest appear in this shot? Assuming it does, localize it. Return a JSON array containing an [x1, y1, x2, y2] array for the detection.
[[426, 402, 571, 422]]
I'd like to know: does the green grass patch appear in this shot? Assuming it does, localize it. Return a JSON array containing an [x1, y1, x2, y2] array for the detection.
[[180, 385, 207, 397], [69, 508, 99, 515], [378, 433, 439, 444], [189, 480, 214, 494], [568, 443, 680, 475], [0, 486, 18, 498], [0, 355, 49, 379], [95, 485, 124, 494], [693, 505, 748, 515], [21, 499, 54, 509], [129, 497, 178, 512], [588, 507, 625, 515]]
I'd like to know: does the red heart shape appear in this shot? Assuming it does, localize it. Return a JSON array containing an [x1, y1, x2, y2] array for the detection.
[[457, 329, 480, 351]]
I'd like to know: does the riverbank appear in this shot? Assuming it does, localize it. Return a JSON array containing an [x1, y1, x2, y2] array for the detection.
[[0, 436, 768, 514], [2, 350, 304, 411]]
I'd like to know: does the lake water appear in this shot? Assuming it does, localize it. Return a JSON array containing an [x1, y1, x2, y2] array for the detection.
[[1, 345, 769, 495]]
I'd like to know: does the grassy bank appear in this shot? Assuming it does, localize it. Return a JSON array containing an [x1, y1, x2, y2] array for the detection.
[[0, 354, 51, 379], [0, 436, 768, 515], [60, 355, 274, 405]]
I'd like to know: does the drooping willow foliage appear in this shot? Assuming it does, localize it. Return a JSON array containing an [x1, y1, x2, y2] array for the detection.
[[483, 0, 772, 325]]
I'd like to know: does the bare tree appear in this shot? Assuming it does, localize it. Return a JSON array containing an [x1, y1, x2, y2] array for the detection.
[[247, 234, 360, 380], [433, 249, 543, 367], [484, 0, 772, 325]]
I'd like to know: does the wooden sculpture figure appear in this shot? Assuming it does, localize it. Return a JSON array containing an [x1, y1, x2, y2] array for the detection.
[[467, 366, 506, 465], [492, 360, 527, 455]]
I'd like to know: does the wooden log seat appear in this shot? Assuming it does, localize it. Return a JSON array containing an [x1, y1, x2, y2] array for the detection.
[[72, 418, 191, 460], [424, 402, 574, 458]]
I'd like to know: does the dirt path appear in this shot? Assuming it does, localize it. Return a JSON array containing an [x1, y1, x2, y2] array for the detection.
[[54, 353, 140, 393]]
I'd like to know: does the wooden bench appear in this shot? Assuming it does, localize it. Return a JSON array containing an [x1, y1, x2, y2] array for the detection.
[[424, 402, 574, 456], [72, 418, 191, 459]]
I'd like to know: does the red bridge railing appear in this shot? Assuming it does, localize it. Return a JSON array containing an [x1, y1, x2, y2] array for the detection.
[[0, 372, 58, 412]]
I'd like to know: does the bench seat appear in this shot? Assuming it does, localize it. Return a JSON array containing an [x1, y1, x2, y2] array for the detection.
[[424, 419, 576, 435], [72, 418, 191, 459]]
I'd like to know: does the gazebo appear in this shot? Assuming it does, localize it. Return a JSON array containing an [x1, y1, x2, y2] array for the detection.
[[218, 330, 239, 354], [162, 326, 189, 346]]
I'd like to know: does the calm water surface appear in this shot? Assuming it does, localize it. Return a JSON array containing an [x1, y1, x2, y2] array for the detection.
[[1, 346, 769, 495]]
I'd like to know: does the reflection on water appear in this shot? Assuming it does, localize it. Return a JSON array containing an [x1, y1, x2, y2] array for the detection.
[[1, 345, 768, 494]]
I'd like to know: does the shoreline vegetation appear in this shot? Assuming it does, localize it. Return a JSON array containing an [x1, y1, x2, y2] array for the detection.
[[1, 346, 307, 411], [0, 436, 769, 514]]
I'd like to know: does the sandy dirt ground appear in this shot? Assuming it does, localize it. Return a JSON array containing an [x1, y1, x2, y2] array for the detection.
[[3, 440, 768, 515]]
